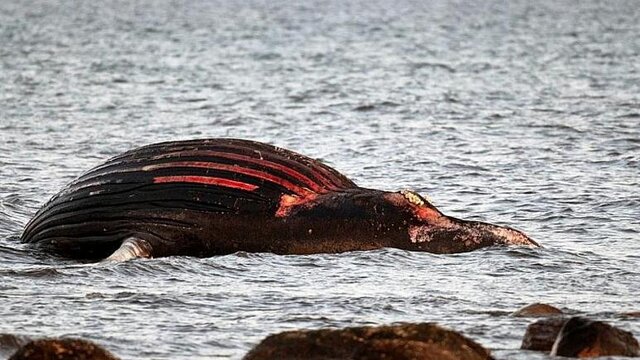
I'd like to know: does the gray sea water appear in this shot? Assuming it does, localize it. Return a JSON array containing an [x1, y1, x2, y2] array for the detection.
[[1, 0, 639, 359]]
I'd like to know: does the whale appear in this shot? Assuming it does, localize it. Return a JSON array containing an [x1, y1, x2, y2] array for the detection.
[[21, 138, 539, 261]]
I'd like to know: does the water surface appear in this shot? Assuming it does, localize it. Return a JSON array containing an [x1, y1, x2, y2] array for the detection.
[[1, 0, 639, 359]]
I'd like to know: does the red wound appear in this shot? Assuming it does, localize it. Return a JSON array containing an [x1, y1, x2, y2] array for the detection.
[[153, 175, 258, 191]]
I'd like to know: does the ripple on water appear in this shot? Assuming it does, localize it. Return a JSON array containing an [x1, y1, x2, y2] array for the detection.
[[1, 0, 640, 359]]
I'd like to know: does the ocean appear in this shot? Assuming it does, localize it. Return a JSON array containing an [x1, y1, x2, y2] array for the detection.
[[1, 0, 638, 358]]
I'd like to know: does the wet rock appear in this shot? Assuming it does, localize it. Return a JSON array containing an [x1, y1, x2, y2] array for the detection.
[[551, 317, 639, 358], [512, 303, 563, 317], [9, 338, 119, 360], [621, 311, 640, 318], [521, 317, 567, 352], [0, 334, 31, 358], [354, 339, 460, 360], [244, 323, 493, 360]]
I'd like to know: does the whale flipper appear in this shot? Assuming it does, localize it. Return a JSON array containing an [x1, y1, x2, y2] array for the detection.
[[105, 237, 153, 262]]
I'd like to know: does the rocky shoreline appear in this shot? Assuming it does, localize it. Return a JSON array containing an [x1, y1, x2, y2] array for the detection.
[[2, 304, 638, 359]]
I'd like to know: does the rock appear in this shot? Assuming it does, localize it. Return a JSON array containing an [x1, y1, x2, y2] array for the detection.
[[244, 323, 493, 360], [551, 317, 639, 358], [512, 303, 563, 317], [620, 311, 640, 318], [521, 317, 567, 352], [354, 339, 460, 360], [522, 316, 640, 358], [0, 334, 32, 358], [9, 338, 119, 360]]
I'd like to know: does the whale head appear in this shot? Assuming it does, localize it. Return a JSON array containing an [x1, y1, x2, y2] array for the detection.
[[385, 190, 540, 253]]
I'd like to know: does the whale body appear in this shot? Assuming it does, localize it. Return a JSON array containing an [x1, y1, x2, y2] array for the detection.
[[21, 139, 539, 261]]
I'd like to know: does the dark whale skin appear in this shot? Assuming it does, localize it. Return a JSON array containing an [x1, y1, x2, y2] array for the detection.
[[21, 139, 539, 260]]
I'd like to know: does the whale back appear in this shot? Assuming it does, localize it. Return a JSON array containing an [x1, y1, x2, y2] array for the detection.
[[21, 139, 358, 252]]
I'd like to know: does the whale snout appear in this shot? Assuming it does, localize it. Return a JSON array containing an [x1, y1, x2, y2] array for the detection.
[[406, 216, 539, 254], [464, 219, 540, 248]]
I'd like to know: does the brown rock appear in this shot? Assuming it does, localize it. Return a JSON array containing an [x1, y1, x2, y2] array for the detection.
[[0, 334, 32, 358], [355, 339, 459, 360], [551, 317, 639, 358], [512, 303, 563, 317], [521, 317, 567, 352], [9, 338, 119, 360], [243, 323, 493, 360]]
